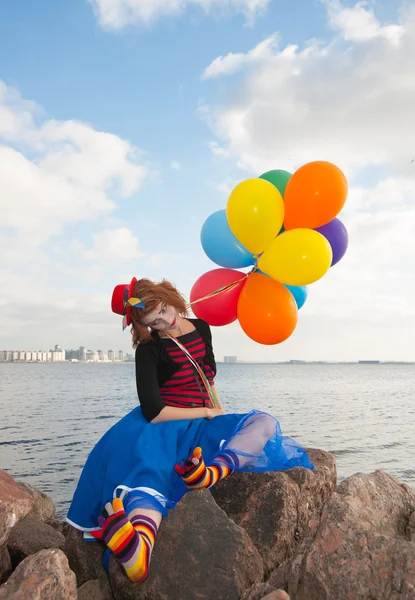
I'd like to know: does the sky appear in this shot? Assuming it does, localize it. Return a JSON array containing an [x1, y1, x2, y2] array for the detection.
[[1, 0, 414, 362]]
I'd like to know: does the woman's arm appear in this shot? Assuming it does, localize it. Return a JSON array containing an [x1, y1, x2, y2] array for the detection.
[[135, 343, 166, 421], [151, 406, 219, 423]]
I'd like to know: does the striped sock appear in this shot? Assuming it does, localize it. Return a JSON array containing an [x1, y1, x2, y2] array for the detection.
[[91, 498, 157, 584], [175, 447, 239, 490]]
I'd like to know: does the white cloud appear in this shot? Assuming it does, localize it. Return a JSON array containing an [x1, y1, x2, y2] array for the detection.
[[0, 146, 114, 244], [145, 251, 187, 267], [0, 81, 153, 350], [202, 2, 415, 175], [199, 1, 415, 358], [170, 160, 182, 170], [202, 33, 279, 79], [0, 82, 149, 248], [88, 0, 270, 29], [80, 227, 142, 261], [326, 0, 404, 44], [208, 141, 230, 157]]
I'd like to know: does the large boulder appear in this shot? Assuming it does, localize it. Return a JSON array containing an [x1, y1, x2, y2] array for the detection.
[[211, 448, 336, 576], [291, 471, 415, 600], [7, 515, 65, 568], [108, 490, 264, 600], [0, 548, 77, 600], [78, 579, 108, 600], [0, 471, 34, 545], [0, 545, 12, 585], [46, 519, 70, 538], [64, 526, 108, 587], [17, 482, 56, 523]]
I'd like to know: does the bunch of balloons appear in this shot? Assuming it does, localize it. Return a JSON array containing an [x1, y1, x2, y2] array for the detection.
[[190, 161, 349, 345]]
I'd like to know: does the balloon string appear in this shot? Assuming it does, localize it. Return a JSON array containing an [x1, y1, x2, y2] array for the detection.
[[188, 273, 249, 308]]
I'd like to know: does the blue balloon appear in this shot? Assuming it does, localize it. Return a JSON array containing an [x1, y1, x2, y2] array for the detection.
[[284, 284, 308, 309], [201, 210, 254, 268]]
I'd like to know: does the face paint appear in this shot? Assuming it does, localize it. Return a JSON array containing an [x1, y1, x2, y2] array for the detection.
[[141, 301, 178, 331]]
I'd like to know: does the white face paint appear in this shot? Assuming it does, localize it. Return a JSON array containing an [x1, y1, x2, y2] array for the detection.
[[141, 301, 178, 331]]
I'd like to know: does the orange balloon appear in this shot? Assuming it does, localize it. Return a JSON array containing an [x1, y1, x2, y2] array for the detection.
[[284, 161, 348, 230], [237, 273, 298, 345]]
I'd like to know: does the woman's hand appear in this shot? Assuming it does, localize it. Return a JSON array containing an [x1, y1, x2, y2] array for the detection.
[[205, 407, 225, 419]]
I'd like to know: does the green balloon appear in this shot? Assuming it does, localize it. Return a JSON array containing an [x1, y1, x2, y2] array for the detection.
[[259, 169, 292, 197]]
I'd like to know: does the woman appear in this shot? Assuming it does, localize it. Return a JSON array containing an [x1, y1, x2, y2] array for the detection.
[[67, 277, 313, 585]]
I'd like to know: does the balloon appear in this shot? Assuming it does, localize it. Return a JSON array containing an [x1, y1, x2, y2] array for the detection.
[[284, 161, 348, 230], [259, 169, 292, 197], [258, 271, 308, 308], [284, 284, 308, 309], [315, 218, 348, 266], [200, 210, 254, 269], [190, 268, 246, 326], [226, 178, 284, 255], [258, 229, 332, 286], [237, 273, 298, 345]]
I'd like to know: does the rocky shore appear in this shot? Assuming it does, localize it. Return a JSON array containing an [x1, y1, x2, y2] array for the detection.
[[1, 449, 414, 599]]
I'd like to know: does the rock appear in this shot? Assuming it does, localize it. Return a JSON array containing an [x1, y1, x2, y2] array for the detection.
[[292, 470, 415, 600], [270, 515, 322, 598], [0, 545, 12, 584], [46, 518, 70, 538], [211, 448, 336, 575], [241, 582, 275, 600], [7, 515, 65, 568], [108, 489, 264, 600], [408, 511, 415, 543], [0, 548, 77, 599], [0, 471, 34, 545], [17, 482, 56, 523], [241, 562, 292, 600], [64, 526, 108, 587], [261, 592, 290, 600], [78, 579, 107, 600]]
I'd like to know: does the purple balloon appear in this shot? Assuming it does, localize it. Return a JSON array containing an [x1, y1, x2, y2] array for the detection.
[[315, 218, 348, 266]]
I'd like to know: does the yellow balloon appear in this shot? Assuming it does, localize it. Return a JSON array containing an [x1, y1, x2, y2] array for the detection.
[[226, 178, 284, 255], [258, 229, 333, 286]]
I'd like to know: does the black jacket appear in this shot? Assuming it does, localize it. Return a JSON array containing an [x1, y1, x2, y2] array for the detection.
[[135, 318, 216, 422]]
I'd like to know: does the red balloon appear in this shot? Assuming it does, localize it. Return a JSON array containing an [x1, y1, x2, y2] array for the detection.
[[190, 268, 246, 326]]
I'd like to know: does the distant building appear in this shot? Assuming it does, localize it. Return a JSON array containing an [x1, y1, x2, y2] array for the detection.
[[118, 350, 124, 362], [224, 356, 238, 364], [358, 360, 380, 364], [108, 350, 115, 362], [0, 349, 64, 362], [79, 346, 86, 361]]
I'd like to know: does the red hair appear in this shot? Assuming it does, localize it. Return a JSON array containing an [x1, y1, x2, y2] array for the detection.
[[130, 278, 188, 346]]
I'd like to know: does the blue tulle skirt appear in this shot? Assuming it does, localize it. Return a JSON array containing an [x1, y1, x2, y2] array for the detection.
[[66, 408, 313, 531]]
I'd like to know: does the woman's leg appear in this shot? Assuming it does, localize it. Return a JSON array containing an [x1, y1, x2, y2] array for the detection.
[[92, 499, 162, 584], [176, 413, 277, 489], [225, 412, 277, 467]]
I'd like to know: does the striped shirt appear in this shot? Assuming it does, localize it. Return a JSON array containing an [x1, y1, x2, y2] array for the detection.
[[159, 329, 215, 409]]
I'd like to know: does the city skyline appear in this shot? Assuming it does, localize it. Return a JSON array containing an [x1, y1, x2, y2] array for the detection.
[[1, 345, 414, 365]]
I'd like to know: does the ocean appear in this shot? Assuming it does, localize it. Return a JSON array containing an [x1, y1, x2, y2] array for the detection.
[[1, 362, 414, 519]]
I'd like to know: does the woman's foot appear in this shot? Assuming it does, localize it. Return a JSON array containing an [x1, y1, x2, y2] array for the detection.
[[91, 498, 157, 584], [175, 446, 238, 489]]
